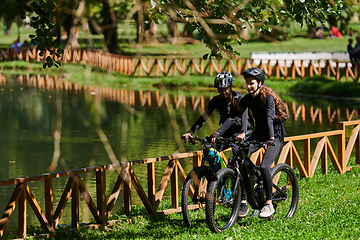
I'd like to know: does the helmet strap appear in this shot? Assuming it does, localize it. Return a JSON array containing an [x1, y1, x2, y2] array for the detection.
[[250, 82, 261, 96]]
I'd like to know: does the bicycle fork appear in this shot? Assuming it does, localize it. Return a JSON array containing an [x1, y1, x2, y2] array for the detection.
[[217, 166, 241, 204]]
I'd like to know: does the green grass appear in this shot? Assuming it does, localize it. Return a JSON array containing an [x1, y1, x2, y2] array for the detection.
[[1, 21, 358, 59], [20, 163, 360, 240], [2, 63, 360, 100]]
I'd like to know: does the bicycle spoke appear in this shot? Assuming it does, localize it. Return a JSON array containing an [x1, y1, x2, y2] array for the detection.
[[270, 164, 299, 220]]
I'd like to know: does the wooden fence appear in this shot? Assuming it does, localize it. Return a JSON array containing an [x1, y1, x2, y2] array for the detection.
[[1, 47, 360, 81], [0, 74, 359, 125], [1, 120, 360, 238]]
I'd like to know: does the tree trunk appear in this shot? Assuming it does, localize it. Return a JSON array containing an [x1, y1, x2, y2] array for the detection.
[[167, 18, 179, 44], [144, 21, 158, 44], [102, 0, 121, 54]]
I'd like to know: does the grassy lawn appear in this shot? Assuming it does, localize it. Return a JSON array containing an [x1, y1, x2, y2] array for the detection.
[[1, 62, 360, 100], [1, 20, 359, 59], [22, 164, 360, 240]]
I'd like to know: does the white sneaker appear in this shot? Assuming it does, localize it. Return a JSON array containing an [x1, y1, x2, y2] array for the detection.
[[259, 203, 275, 218]]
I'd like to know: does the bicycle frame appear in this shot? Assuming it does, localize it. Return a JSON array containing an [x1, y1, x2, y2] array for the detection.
[[224, 141, 267, 210]]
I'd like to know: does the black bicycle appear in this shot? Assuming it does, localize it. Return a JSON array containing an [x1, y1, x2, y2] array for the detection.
[[181, 136, 230, 227], [205, 139, 299, 233]]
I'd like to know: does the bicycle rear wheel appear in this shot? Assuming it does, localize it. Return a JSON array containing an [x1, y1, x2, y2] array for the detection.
[[181, 166, 212, 227], [205, 168, 241, 233], [270, 163, 299, 219]]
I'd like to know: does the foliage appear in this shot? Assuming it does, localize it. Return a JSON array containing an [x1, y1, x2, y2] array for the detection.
[[0, 0, 28, 25], [148, 0, 343, 60], [3, 0, 345, 68], [27, 1, 63, 68], [328, 0, 359, 34]]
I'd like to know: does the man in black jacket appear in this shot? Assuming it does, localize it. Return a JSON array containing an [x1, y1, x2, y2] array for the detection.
[[182, 71, 249, 153]]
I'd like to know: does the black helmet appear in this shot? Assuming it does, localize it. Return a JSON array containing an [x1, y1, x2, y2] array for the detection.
[[214, 71, 234, 88], [242, 67, 265, 84]]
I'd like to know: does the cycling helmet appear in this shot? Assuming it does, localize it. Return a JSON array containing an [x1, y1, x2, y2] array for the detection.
[[214, 71, 234, 88], [242, 67, 265, 84]]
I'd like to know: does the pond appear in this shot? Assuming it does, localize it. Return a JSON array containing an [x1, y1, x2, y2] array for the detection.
[[0, 73, 359, 236]]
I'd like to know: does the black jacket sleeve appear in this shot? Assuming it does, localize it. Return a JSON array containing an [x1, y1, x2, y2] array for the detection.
[[215, 116, 237, 135], [188, 98, 217, 134]]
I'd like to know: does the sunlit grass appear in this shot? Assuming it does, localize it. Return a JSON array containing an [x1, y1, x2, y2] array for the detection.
[[22, 163, 360, 240], [1, 20, 358, 59]]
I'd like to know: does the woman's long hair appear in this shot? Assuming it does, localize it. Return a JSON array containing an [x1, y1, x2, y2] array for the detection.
[[259, 85, 289, 121]]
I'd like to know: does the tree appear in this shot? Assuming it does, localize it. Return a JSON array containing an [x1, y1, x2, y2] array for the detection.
[[15, 0, 344, 67], [148, 0, 343, 59], [327, 0, 359, 35], [0, 0, 29, 36]]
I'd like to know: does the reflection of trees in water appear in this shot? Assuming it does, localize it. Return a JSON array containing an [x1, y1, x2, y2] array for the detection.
[[1, 74, 358, 125]]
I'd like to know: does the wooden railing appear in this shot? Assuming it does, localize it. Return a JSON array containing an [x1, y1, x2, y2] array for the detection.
[[1, 120, 360, 238], [1, 47, 360, 81], [0, 74, 358, 125]]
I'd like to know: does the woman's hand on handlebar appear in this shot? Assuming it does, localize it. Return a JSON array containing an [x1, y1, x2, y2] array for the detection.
[[264, 138, 275, 150], [235, 132, 246, 142], [210, 132, 220, 144], [182, 133, 193, 143]]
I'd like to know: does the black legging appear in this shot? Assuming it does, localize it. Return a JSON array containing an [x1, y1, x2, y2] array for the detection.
[[243, 138, 284, 201]]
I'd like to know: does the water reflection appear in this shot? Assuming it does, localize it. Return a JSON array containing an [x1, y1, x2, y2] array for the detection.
[[0, 73, 359, 236]]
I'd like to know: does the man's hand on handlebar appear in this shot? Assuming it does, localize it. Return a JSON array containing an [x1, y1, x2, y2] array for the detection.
[[209, 132, 220, 144], [182, 133, 193, 143], [235, 132, 246, 142]]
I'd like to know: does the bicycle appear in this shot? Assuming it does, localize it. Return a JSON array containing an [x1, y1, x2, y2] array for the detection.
[[181, 136, 230, 227], [205, 139, 299, 233]]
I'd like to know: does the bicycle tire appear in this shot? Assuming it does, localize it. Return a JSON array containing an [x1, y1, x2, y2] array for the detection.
[[270, 163, 299, 219], [181, 166, 212, 227], [205, 168, 241, 233]]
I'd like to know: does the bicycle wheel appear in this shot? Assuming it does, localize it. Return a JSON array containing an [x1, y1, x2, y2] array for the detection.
[[181, 166, 212, 227], [205, 168, 241, 233], [270, 163, 299, 219]]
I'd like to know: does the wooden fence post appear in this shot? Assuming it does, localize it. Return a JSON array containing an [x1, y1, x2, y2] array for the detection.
[[338, 122, 345, 173], [44, 178, 54, 230], [18, 183, 27, 238], [304, 139, 311, 177], [171, 160, 179, 209], [193, 152, 202, 169], [148, 162, 155, 213], [72, 176, 79, 229], [124, 166, 132, 214], [357, 127, 360, 165], [96, 167, 107, 223]]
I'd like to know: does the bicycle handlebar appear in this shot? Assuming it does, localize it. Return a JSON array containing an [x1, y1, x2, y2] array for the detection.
[[219, 137, 276, 148], [182, 136, 276, 148], [181, 136, 212, 145]]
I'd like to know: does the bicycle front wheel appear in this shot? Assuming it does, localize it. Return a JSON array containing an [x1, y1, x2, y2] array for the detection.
[[205, 168, 241, 233], [181, 166, 212, 227], [270, 163, 299, 219]]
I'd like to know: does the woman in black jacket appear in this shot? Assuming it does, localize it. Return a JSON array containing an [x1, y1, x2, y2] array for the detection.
[[220, 67, 288, 218]]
